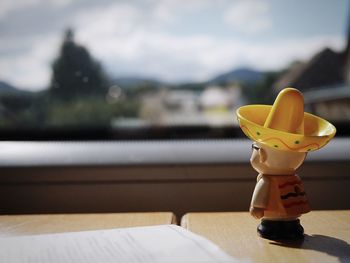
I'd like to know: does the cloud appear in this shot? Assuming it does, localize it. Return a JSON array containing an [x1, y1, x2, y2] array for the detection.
[[0, 0, 38, 18], [0, 34, 60, 90], [0, 0, 346, 90], [73, 3, 344, 83], [224, 0, 272, 34], [80, 29, 344, 83], [0, 0, 73, 18]]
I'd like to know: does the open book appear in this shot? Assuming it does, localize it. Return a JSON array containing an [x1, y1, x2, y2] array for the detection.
[[0, 224, 240, 262]]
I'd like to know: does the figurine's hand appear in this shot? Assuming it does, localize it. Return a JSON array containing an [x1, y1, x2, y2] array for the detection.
[[250, 206, 265, 219]]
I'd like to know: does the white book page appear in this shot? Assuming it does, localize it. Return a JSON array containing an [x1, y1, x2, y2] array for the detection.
[[0, 224, 241, 263]]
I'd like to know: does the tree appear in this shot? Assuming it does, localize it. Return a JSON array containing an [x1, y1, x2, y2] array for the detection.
[[49, 29, 108, 99]]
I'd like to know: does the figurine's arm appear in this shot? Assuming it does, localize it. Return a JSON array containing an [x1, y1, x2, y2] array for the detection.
[[250, 175, 270, 219]]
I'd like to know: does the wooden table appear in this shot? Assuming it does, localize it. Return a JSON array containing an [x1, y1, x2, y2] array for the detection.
[[0, 212, 176, 237], [181, 210, 350, 263]]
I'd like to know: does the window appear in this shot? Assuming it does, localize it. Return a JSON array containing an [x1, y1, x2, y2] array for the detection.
[[0, 0, 349, 140]]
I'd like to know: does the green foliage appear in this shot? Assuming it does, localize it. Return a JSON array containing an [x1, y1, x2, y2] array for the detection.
[[45, 97, 140, 126], [0, 93, 38, 128], [49, 29, 108, 100], [0, 29, 142, 130], [0, 91, 140, 128], [173, 82, 206, 92], [123, 82, 162, 97]]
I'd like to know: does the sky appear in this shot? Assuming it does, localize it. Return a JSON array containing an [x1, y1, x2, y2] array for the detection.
[[0, 0, 349, 91]]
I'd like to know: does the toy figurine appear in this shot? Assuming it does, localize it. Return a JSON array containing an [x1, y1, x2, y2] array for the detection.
[[236, 88, 336, 240]]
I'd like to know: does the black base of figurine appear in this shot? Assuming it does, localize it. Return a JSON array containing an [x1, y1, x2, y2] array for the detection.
[[257, 219, 304, 240]]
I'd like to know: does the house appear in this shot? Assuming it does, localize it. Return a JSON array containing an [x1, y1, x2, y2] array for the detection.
[[273, 21, 350, 121], [273, 48, 346, 93]]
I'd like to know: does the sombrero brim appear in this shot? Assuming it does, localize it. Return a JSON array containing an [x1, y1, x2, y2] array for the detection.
[[236, 105, 336, 152]]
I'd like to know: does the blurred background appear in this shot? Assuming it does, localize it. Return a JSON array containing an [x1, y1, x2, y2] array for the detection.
[[0, 0, 349, 140]]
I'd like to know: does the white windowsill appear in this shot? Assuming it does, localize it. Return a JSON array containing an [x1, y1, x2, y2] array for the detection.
[[0, 138, 348, 167]]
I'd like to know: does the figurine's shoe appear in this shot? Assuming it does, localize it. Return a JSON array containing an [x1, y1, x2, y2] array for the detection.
[[257, 219, 304, 240]]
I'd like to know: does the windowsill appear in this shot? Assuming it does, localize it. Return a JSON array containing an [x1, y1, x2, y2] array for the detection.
[[0, 138, 348, 214], [0, 138, 348, 167]]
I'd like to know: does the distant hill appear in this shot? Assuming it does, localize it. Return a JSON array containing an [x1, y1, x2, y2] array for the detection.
[[0, 81, 33, 95], [0, 81, 21, 94], [209, 68, 264, 84], [110, 68, 264, 90]]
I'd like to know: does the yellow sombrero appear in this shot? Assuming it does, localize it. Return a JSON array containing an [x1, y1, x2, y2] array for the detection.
[[236, 88, 336, 152]]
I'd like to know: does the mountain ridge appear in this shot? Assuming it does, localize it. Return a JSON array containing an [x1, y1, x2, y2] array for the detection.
[[0, 67, 265, 92], [209, 68, 264, 84]]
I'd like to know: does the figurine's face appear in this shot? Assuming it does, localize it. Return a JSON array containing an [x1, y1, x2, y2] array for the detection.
[[250, 142, 306, 175]]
